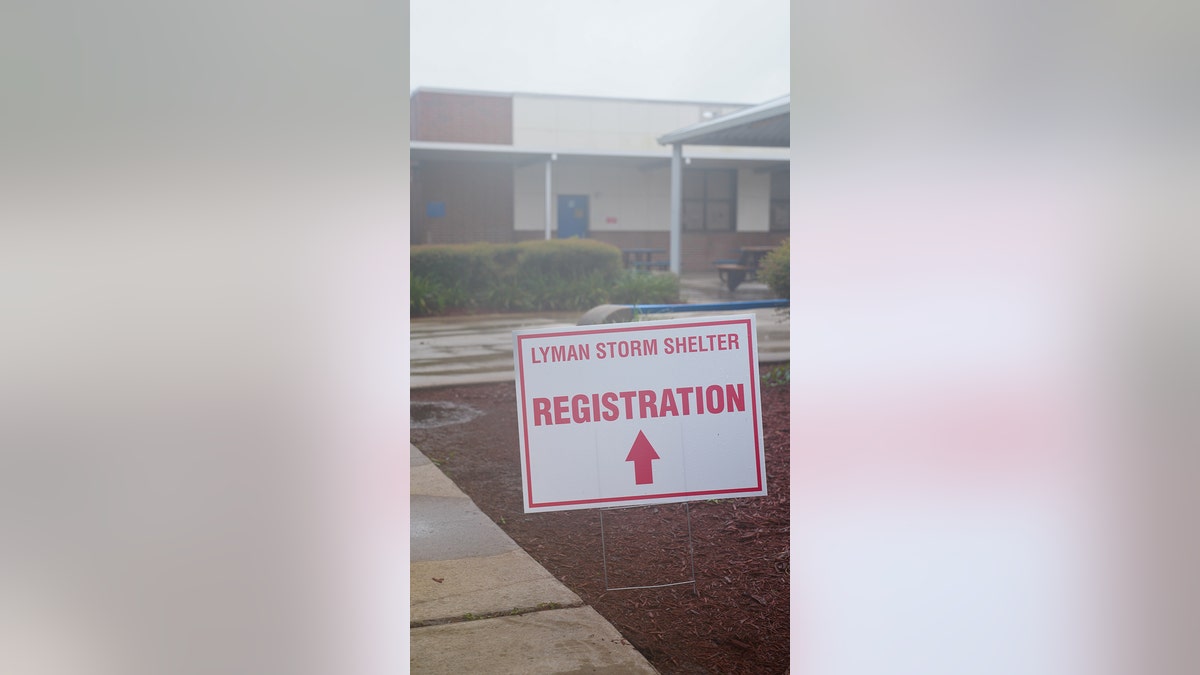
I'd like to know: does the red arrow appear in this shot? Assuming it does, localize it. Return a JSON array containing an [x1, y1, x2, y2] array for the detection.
[[625, 430, 660, 485]]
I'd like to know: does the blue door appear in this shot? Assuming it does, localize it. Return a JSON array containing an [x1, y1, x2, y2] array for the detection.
[[557, 195, 589, 239]]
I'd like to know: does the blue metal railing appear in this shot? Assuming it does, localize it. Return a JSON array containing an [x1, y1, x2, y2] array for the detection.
[[631, 299, 789, 315]]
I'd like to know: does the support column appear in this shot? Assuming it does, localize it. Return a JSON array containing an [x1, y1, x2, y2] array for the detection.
[[669, 143, 682, 274], [544, 157, 553, 240]]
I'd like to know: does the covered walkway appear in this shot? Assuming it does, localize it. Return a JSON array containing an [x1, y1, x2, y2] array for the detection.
[[658, 94, 790, 273]]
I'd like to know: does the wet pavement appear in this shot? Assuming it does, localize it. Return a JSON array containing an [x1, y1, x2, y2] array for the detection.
[[410, 313, 578, 388], [410, 275, 789, 389]]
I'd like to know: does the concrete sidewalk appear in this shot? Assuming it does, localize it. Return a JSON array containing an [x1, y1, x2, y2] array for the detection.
[[410, 444, 659, 673]]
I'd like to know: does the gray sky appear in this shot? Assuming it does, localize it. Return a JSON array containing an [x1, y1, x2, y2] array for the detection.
[[410, 0, 789, 104]]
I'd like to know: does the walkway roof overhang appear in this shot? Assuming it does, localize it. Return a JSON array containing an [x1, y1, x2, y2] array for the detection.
[[409, 141, 787, 170], [657, 95, 790, 148]]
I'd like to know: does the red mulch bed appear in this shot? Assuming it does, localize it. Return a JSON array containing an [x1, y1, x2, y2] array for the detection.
[[411, 376, 790, 675]]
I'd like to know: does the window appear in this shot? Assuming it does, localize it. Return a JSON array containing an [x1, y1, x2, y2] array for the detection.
[[769, 169, 789, 231], [682, 169, 736, 231]]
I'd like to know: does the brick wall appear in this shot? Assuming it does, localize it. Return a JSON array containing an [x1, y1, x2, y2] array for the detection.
[[411, 91, 512, 145], [411, 161, 514, 245]]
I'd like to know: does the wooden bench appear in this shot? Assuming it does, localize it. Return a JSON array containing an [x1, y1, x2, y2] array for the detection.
[[631, 259, 669, 272], [622, 248, 667, 270], [716, 263, 753, 292], [714, 245, 777, 291]]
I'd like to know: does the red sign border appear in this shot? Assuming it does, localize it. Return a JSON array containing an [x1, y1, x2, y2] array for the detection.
[[515, 316, 763, 511]]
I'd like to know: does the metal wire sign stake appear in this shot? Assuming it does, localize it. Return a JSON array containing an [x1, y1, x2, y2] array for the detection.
[[599, 502, 699, 596]]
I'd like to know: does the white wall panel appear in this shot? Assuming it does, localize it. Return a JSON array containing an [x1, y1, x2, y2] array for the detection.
[[615, 104, 650, 134], [514, 162, 548, 231], [514, 97, 557, 128], [546, 163, 673, 232], [554, 99, 594, 130], [516, 129, 558, 148], [513, 94, 750, 154], [555, 131, 593, 150]]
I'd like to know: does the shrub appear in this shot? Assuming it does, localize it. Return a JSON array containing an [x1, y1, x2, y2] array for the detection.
[[516, 239, 622, 284], [411, 243, 520, 309], [761, 362, 790, 388], [410, 274, 468, 316], [410, 239, 626, 315], [522, 273, 612, 311], [759, 239, 789, 299], [410, 275, 438, 316], [609, 271, 680, 305], [412, 273, 453, 314]]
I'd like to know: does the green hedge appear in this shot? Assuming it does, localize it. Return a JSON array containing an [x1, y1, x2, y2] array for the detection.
[[412, 239, 641, 315], [759, 239, 789, 299], [609, 270, 680, 305]]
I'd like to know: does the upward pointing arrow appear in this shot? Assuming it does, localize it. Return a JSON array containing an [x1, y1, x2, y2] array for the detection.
[[625, 430, 660, 485]]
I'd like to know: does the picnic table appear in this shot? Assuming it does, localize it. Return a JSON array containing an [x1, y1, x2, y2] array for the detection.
[[715, 245, 777, 291], [621, 247, 668, 271]]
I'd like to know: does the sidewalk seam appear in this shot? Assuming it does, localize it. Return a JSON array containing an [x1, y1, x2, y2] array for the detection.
[[410, 600, 586, 629]]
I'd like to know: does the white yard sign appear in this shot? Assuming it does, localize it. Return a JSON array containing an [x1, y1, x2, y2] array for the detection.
[[513, 315, 766, 513]]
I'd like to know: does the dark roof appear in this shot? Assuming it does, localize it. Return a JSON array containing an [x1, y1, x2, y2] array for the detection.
[[657, 95, 789, 147]]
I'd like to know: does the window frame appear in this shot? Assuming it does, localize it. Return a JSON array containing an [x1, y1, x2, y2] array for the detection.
[[681, 168, 737, 232], [769, 168, 789, 232]]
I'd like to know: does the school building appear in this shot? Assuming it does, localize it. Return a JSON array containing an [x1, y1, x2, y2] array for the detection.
[[410, 87, 790, 273]]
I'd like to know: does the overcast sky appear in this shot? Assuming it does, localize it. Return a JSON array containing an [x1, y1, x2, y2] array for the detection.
[[410, 0, 789, 104]]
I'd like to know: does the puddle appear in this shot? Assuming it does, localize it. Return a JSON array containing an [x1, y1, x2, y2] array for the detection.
[[410, 401, 484, 429]]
